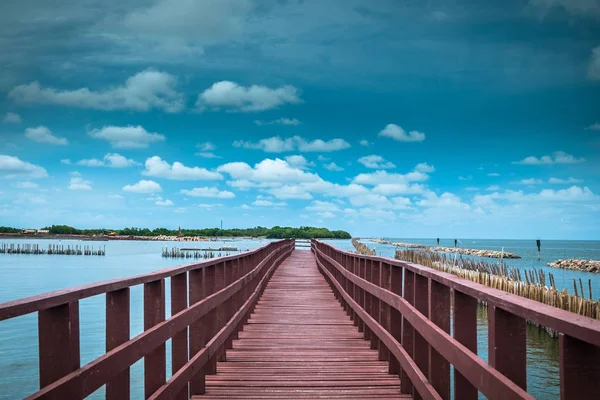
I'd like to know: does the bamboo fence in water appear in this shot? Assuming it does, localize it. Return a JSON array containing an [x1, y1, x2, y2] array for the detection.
[[395, 249, 599, 322]]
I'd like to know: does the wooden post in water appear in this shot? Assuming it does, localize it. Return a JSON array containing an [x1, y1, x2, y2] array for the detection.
[[537, 239, 541, 260]]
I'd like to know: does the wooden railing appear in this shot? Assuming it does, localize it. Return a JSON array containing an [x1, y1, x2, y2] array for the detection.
[[0, 239, 294, 399], [312, 240, 600, 400]]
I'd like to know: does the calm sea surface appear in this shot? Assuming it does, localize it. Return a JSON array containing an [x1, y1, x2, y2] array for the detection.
[[1, 238, 598, 399]]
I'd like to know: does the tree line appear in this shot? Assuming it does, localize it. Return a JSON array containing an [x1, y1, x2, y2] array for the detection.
[[1, 225, 351, 239]]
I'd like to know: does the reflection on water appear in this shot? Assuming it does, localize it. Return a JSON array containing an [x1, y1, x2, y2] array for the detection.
[[475, 305, 559, 400]]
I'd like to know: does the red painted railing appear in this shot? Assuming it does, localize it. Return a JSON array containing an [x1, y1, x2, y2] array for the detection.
[[0, 239, 294, 399], [312, 240, 600, 400]]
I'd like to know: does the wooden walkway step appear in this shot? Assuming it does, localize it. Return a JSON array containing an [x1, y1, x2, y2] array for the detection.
[[194, 250, 410, 399]]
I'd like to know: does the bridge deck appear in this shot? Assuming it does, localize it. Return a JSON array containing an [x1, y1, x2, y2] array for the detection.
[[195, 250, 409, 399]]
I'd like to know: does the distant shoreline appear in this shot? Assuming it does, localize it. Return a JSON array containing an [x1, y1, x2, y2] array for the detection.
[[0, 233, 345, 242]]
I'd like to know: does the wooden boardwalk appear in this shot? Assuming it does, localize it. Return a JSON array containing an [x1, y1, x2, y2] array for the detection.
[[196, 250, 409, 399]]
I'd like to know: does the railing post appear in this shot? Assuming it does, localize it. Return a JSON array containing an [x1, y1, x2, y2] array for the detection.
[[351, 255, 359, 327], [453, 290, 478, 400], [214, 262, 226, 365], [430, 280, 450, 399], [560, 334, 600, 399], [357, 258, 365, 333], [362, 258, 371, 340], [379, 261, 391, 362], [144, 279, 166, 399], [370, 260, 381, 351], [402, 269, 415, 396], [389, 264, 403, 375], [413, 274, 429, 400], [189, 268, 206, 395], [488, 306, 526, 390], [106, 288, 130, 399], [171, 273, 188, 400], [38, 301, 80, 389]]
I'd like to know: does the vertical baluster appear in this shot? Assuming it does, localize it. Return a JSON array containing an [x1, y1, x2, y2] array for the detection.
[[364, 259, 372, 341], [402, 269, 415, 396], [106, 288, 130, 399], [559, 334, 600, 399], [349, 255, 357, 326], [38, 301, 80, 389], [357, 258, 365, 333], [189, 268, 206, 395], [213, 263, 226, 368], [379, 262, 390, 362], [430, 280, 450, 399], [389, 264, 403, 375], [370, 260, 381, 350], [453, 290, 478, 400], [144, 280, 166, 399], [413, 274, 429, 400], [171, 273, 188, 400], [488, 306, 526, 390]]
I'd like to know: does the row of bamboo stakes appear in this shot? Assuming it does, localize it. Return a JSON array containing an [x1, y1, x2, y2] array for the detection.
[[351, 238, 376, 255], [0, 243, 106, 256], [394, 249, 599, 323], [161, 247, 242, 259]]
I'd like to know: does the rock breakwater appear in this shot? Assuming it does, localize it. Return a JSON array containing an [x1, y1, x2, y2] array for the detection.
[[548, 259, 600, 273]]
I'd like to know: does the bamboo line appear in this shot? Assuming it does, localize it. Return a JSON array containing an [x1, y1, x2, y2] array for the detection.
[[0, 243, 106, 256], [395, 249, 599, 324]]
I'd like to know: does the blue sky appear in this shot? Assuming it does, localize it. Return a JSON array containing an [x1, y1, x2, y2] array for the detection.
[[0, 0, 599, 239]]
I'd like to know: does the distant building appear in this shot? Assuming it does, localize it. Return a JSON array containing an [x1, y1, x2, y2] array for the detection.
[[21, 229, 36, 234], [37, 229, 50, 234]]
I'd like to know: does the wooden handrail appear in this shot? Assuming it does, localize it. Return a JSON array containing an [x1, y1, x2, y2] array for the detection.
[[312, 240, 600, 400], [0, 239, 294, 399]]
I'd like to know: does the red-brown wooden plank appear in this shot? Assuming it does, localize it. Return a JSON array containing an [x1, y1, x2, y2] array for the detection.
[[413, 274, 429, 400], [106, 288, 130, 399], [389, 264, 403, 375], [379, 262, 391, 362], [453, 290, 478, 400], [402, 269, 415, 396], [488, 305, 526, 390], [371, 260, 381, 351], [144, 279, 166, 399], [171, 273, 188, 400], [429, 280, 450, 399], [38, 301, 80, 388], [559, 333, 600, 399]]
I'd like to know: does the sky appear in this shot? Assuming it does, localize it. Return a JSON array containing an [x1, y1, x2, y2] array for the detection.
[[0, 0, 599, 239]]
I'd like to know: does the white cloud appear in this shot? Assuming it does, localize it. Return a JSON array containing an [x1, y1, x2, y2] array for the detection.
[[418, 191, 470, 210], [3, 112, 21, 123], [268, 185, 313, 200], [519, 178, 543, 185], [317, 211, 336, 218], [0, 155, 48, 179], [196, 81, 301, 112], [459, 175, 472, 181], [358, 155, 396, 169], [69, 175, 92, 191], [474, 186, 598, 207], [155, 199, 174, 206], [198, 203, 223, 209], [196, 152, 221, 158], [324, 162, 344, 171], [15, 181, 39, 189], [142, 156, 222, 180], [196, 142, 215, 151], [353, 169, 430, 186], [284, 155, 313, 169], [513, 151, 585, 165], [89, 125, 165, 149], [252, 199, 287, 207], [415, 163, 435, 173], [218, 158, 321, 184], [305, 201, 341, 213], [487, 172, 501, 177], [77, 153, 138, 168], [586, 122, 600, 130], [25, 126, 68, 145], [378, 124, 426, 142], [60, 159, 72, 165], [359, 139, 370, 146], [317, 155, 330, 162], [180, 187, 235, 198], [108, 194, 123, 199], [529, 0, 600, 18], [548, 177, 584, 184], [254, 118, 301, 126], [233, 136, 350, 153], [241, 204, 251, 209], [9, 70, 185, 113], [123, 180, 162, 194], [487, 185, 501, 191], [372, 183, 425, 196]]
